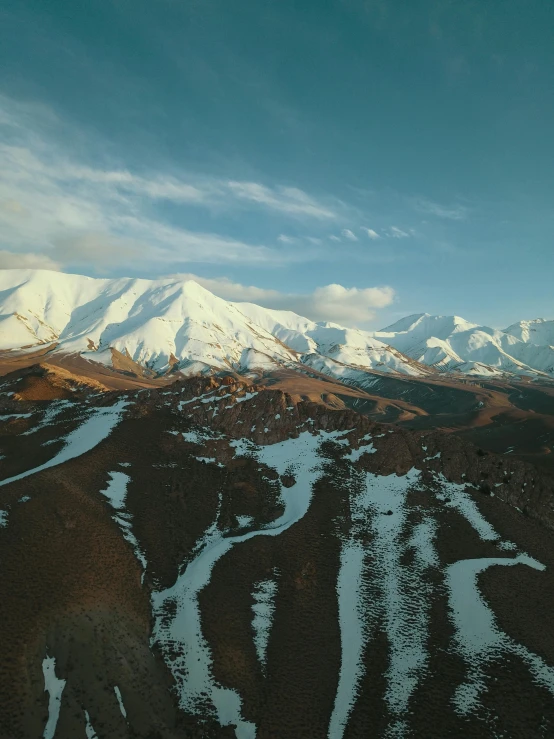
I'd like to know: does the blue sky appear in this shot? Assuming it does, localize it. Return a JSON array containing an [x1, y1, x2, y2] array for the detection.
[[0, 0, 552, 327]]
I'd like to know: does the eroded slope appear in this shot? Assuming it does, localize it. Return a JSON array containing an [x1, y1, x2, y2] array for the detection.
[[1, 377, 554, 738]]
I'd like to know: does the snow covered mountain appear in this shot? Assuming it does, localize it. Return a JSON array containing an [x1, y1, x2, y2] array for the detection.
[[373, 313, 554, 378], [0, 270, 552, 380], [0, 270, 426, 378], [503, 318, 554, 347]]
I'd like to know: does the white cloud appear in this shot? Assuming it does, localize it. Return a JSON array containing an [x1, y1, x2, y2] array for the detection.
[[413, 198, 468, 220], [0, 141, 275, 268], [306, 236, 322, 245], [361, 227, 380, 239], [387, 226, 410, 239], [0, 94, 337, 273], [342, 228, 358, 241], [329, 235, 341, 242], [0, 250, 61, 270], [277, 234, 295, 244], [227, 181, 335, 219], [305, 284, 394, 323], [172, 274, 395, 325]]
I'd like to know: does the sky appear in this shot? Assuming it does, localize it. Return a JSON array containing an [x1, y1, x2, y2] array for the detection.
[[0, 0, 553, 329]]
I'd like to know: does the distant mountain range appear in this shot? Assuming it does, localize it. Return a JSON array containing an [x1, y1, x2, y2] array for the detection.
[[0, 269, 553, 380]]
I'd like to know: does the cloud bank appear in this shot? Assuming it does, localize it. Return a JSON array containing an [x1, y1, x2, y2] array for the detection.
[[171, 274, 395, 325]]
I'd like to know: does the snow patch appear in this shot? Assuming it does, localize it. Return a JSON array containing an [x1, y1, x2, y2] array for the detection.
[[100, 472, 147, 581], [42, 655, 66, 739], [21, 400, 74, 436], [84, 709, 98, 738], [424, 451, 441, 461], [114, 685, 127, 719], [344, 439, 376, 462], [251, 577, 278, 671], [152, 430, 335, 738], [194, 456, 224, 467], [329, 469, 439, 738], [181, 428, 224, 444], [328, 539, 366, 739], [436, 476, 499, 541], [0, 400, 128, 488], [446, 554, 554, 714]]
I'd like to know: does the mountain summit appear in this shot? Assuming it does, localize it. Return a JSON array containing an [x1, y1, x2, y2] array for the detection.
[[0, 269, 553, 379], [374, 312, 554, 377]]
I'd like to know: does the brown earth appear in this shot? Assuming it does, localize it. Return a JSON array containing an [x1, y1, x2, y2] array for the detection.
[[1, 365, 554, 738]]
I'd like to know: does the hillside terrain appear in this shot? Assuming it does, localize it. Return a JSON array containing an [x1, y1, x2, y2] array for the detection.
[[1, 373, 554, 738], [1, 268, 553, 473], [1, 269, 554, 738]]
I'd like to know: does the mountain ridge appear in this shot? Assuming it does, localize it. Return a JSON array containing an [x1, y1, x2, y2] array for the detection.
[[0, 268, 552, 381]]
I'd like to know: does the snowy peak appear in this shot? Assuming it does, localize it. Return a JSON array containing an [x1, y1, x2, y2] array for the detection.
[[0, 269, 552, 381], [379, 313, 479, 339], [374, 311, 554, 378], [0, 269, 426, 380], [379, 313, 430, 333], [503, 318, 554, 347]]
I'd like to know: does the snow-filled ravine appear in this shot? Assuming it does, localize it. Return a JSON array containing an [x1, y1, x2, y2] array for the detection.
[[151, 430, 347, 738], [42, 655, 66, 739], [328, 464, 554, 739], [329, 469, 439, 739], [251, 574, 278, 673], [148, 426, 554, 739], [100, 471, 148, 582], [0, 400, 128, 488], [447, 555, 554, 715]]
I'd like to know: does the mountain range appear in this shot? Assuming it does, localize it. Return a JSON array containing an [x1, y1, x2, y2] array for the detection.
[[1, 269, 554, 738], [0, 269, 553, 381]]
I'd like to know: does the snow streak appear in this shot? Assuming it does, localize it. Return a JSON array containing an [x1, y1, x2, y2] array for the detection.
[[329, 466, 553, 738], [100, 472, 147, 581], [152, 431, 339, 739], [42, 655, 66, 739], [84, 709, 98, 738], [251, 576, 278, 671], [329, 469, 439, 739], [447, 555, 554, 714], [0, 400, 128, 488], [114, 685, 127, 719]]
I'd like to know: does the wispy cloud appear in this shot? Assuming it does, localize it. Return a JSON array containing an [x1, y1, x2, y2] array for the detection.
[[0, 143, 277, 268], [0, 94, 337, 272], [387, 226, 410, 238], [342, 228, 358, 241], [413, 197, 468, 220], [170, 274, 395, 325], [329, 234, 341, 242], [44, 163, 337, 219], [361, 227, 380, 239], [227, 181, 336, 219]]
